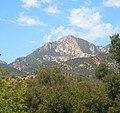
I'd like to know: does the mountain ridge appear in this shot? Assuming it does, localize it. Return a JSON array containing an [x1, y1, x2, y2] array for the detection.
[[9, 35, 111, 74]]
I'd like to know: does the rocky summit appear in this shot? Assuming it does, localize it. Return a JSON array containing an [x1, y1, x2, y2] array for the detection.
[[9, 35, 110, 74]]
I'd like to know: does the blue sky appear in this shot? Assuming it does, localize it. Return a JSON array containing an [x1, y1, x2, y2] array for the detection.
[[0, 0, 120, 63]]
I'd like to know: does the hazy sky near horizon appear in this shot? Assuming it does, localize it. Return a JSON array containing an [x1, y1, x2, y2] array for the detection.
[[0, 0, 120, 63]]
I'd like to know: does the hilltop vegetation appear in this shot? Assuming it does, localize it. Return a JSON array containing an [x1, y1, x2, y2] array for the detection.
[[0, 67, 120, 113]]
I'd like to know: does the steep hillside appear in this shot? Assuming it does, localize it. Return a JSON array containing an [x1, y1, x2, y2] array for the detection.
[[9, 35, 110, 74]]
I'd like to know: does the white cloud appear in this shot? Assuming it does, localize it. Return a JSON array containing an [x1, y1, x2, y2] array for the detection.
[[103, 0, 120, 7], [42, 0, 53, 3], [68, 7, 119, 41], [20, 0, 40, 8], [43, 34, 52, 42], [69, 7, 101, 29], [48, 25, 119, 43], [51, 26, 78, 38], [49, 25, 83, 41], [17, 12, 45, 26], [44, 6, 61, 14]]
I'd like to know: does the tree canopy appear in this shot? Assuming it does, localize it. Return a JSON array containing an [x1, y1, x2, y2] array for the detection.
[[110, 33, 120, 72]]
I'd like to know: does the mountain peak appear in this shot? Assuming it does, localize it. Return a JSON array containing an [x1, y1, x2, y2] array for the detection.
[[58, 35, 77, 42], [10, 35, 109, 73]]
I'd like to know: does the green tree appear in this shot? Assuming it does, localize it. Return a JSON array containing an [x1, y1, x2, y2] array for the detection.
[[109, 33, 120, 72], [104, 73, 120, 113], [75, 80, 109, 113], [26, 68, 69, 113], [26, 68, 110, 113], [95, 63, 109, 80], [104, 73, 120, 100], [0, 76, 28, 113]]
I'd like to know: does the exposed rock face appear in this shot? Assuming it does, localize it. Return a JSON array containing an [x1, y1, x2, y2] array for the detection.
[[10, 35, 109, 73]]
